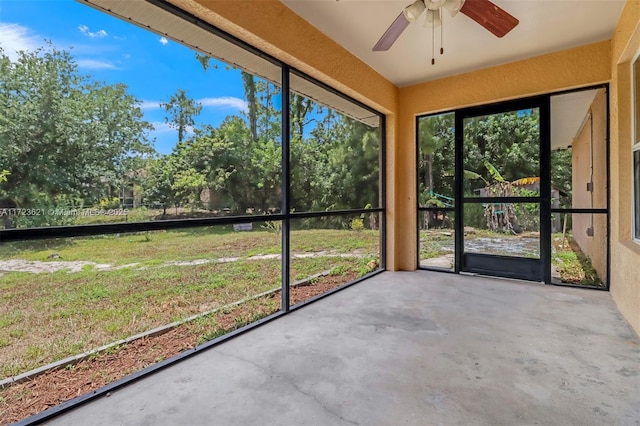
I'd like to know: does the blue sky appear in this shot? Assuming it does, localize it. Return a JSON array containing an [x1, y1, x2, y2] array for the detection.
[[0, 0, 249, 154]]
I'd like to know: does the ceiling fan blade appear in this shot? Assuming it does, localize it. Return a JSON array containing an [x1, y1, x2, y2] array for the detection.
[[373, 12, 410, 51], [460, 0, 519, 38]]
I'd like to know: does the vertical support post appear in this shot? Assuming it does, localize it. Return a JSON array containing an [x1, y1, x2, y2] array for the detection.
[[380, 114, 387, 270], [281, 66, 291, 312], [604, 85, 611, 291], [454, 112, 464, 273], [540, 96, 552, 284]]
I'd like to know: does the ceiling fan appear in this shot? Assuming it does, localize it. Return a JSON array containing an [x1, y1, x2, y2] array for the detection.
[[372, 0, 519, 53]]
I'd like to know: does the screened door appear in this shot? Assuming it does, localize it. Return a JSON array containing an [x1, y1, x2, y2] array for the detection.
[[456, 98, 550, 281]]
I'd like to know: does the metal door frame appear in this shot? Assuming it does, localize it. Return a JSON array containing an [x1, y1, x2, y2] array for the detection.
[[453, 96, 551, 281]]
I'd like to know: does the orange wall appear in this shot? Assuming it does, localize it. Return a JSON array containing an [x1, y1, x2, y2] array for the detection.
[[396, 41, 611, 270], [609, 0, 640, 335], [572, 89, 608, 282]]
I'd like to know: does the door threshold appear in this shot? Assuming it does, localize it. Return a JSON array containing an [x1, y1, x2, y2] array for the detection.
[[460, 270, 545, 286]]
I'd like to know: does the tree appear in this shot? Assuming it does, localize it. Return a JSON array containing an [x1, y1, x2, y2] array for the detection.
[[551, 148, 573, 207], [290, 94, 315, 139], [324, 116, 380, 211], [161, 89, 202, 143], [142, 156, 182, 217], [462, 109, 540, 189], [0, 170, 12, 229], [418, 113, 454, 208], [0, 43, 154, 227], [196, 57, 282, 213], [170, 119, 242, 210], [241, 71, 258, 143]]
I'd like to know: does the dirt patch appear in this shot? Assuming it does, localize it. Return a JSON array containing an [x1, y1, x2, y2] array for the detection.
[[0, 272, 357, 425], [0, 259, 112, 274], [0, 252, 365, 274]]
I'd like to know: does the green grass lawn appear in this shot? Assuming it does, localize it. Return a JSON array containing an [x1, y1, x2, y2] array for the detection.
[[0, 227, 380, 379], [0, 226, 279, 264]]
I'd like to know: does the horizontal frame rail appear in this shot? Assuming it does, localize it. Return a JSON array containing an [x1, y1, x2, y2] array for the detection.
[[0, 208, 384, 242]]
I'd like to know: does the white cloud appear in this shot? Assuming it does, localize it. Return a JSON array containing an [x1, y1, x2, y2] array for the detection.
[[0, 22, 40, 61], [78, 24, 107, 38], [141, 96, 248, 112], [150, 121, 194, 135], [159, 37, 168, 46], [150, 121, 173, 134], [140, 100, 162, 110], [199, 96, 248, 112], [76, 59, 118, 70]]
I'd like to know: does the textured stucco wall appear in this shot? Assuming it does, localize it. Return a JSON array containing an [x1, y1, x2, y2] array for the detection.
[[609, 0, 640, 335], [572, 89, 608, 283], [395, 42, 611, 271]]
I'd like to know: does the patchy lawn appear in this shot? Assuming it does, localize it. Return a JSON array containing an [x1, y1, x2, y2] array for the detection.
[[0, 271, 360, 425], [0, 228, 380, 379]]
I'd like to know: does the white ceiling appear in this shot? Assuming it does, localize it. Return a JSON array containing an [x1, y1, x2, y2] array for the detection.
[[551, 89, 598, 150], [281, 0, 626, 88]]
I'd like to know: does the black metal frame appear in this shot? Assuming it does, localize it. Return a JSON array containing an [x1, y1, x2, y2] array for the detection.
[[416, 84, 610, 289], [9, 1, 387, 424], [414, 110, 456, 272], [456, 95, 549, 281]]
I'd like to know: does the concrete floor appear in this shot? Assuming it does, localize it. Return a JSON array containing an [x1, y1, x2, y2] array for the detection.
[[47, 271, 640, 426]]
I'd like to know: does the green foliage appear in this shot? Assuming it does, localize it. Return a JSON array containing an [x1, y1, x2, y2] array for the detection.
[[194, 53, 217, 72], [262, 220, 282, 235], [553, 244, 601, 286], [142, 156, 181, 215], [551, 148, 573, 207], [161, 88, 202, 143], [127, 207, 150, 223], [419, 193, 446, 208], [418, 113, 454, 204], [1, 41, 381, 227], [483, 160, 505, 182], [463, 170, 487, 185], [292, 113, 380, 212], [418, 110, 557, 234], [463, 109, 540, 194], [96, 197, 121, 210], [0, 43, 153, 226], [464, 203, 487, 229], [350, 218, 364, 232]]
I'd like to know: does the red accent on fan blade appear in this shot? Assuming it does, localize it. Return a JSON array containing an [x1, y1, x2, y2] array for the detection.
[[460, 0, 519, 38], [373, 12, 410, 51]]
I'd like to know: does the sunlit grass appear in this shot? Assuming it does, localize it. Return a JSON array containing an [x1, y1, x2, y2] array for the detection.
[[0, 226, 280, 264], [552, 232, 603, 287], [0, 228, 380, 380]]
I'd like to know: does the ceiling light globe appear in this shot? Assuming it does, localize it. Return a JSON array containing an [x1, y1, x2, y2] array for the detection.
[[403, 0, 426, 22]]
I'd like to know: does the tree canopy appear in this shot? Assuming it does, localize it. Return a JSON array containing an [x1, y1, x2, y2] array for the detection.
[[0, 44, 153, 225], [0, 44, 382, 228]]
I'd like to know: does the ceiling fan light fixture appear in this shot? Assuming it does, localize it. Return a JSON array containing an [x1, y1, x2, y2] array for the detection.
[[426, 0, 447, 11], [403, 0, 426, 22], [443, 0, 465, 17], [424, 9, 442, 27], [372, 0, 518, 53]]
